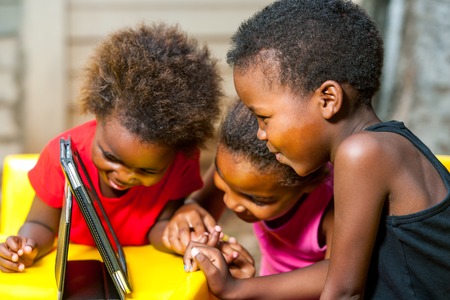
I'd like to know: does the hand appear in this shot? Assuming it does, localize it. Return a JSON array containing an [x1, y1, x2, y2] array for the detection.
[[219, 237, 255, 279], [186, 243, 238, 298], [162, 202, 216, 255], [0, 235, 38, 273]]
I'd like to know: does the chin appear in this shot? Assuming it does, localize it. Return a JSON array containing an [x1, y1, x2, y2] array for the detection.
[[236, 213, 259, 223], [288, 163, 310, 177]]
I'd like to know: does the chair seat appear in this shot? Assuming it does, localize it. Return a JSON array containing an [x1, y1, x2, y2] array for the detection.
[[0, 154, 213, 299], [0, 240, 212, 299]]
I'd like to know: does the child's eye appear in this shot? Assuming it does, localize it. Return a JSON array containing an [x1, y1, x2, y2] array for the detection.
[[252, 200, 267, 207], [139, 169, 159, 175], [249, 196, 272, 207], [255, 115, 269, 126], [103, 152, 119, 163]]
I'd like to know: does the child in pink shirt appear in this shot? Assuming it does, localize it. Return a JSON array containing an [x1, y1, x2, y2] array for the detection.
[[168, 100, 334, 298]]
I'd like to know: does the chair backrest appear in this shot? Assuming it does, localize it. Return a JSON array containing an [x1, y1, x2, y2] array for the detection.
[[0, 154, 39, 235], [437, 154, 450, 171]]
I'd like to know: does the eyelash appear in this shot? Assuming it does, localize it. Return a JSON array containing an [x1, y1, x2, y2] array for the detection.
[[139, 169, 158, 175], [248, 196, 268, 207], [103, 152, 119, 163], [101, 150, 159, 175]]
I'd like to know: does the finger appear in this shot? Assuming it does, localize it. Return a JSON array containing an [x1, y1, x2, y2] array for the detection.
[[164, 226, 186, 255], [201, 213, 217, 234], [183, 241, 202, 272], [229, 262, 256, 279], [194, 232, 210, 245], [0, 256, 25, 273], [225, 242, 255, 265], [229, 254, 256, 279], [22, 238, 37, 255], [205, 226, 222, 247], [191, 246, 227, 278], [222, 250, 239, 265], [227, 236, 237, 244], [188, 213, 209, 236], [5, 236, 22, 252], [191, 247, 214, 273], [0, 243, 15, 259], [171, 230, 190, 255]]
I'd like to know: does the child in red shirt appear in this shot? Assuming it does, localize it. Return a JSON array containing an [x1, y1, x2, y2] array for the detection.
[[0, 23, 222, 273]]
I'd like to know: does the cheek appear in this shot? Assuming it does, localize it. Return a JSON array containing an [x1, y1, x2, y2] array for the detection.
[[139, 174, 166, 187], [213, 173, 226, 193]]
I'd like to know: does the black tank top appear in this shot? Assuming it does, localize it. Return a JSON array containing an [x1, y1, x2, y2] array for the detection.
[[364, 121, 450, 299]]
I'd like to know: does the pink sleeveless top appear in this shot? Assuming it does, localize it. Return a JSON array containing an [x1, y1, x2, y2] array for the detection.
[[253, 174, 333, 276]]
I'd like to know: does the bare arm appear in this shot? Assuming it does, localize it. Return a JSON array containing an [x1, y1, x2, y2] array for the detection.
[[19, 195, 61, 259], [0, 195, 60, 272], [321, 138, 387, 299]]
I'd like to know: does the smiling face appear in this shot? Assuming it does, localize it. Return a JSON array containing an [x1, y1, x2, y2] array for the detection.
[[91, 117, 177, 197], [234, 66, 330, 176], [214, 145, 306, 223]]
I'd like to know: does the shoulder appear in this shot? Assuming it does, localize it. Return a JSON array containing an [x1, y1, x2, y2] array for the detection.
[[335, 131, 394, 173], [334, 130, 400, 198]]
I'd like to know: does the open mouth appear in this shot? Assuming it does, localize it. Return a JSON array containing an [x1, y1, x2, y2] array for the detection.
[[109, 178, 132, 191]]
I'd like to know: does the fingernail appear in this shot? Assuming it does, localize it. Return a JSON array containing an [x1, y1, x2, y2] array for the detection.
[[214, 225, 222, 232], [183, 264, 188, 272], [191, 247, 201, 257]]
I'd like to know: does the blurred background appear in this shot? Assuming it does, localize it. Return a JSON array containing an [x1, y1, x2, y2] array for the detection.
[[1, 0, 450, 268]]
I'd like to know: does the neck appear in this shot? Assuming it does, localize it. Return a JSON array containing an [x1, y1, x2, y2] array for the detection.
[[265, 193, 308, 229], [329, 107, 381, 164]]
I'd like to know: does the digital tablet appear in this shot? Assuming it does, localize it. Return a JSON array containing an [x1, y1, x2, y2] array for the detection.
[[57, 137, 132, 299]]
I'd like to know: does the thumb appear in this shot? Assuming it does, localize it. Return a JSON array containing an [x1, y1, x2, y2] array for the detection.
[[191, 247, 216, 276]]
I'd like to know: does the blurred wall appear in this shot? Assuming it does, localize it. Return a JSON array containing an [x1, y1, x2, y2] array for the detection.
[[1, 0, 449, 174], [0, 0, 273, 173], [0, 0, 23, 160], [364, 0, 450, 154]]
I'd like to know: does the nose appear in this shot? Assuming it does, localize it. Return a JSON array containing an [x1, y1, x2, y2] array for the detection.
[[256, 126, 267, 141], [115, 166, 139, 185], [224, 193, 246, 213]]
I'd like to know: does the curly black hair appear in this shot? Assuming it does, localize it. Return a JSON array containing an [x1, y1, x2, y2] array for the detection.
[[79, 23, 223, 152], [219, 100, 329, 188], [227, 0, 384, 106]]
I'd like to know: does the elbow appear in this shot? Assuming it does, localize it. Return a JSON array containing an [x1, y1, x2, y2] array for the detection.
[[321, 285, 364, 300]]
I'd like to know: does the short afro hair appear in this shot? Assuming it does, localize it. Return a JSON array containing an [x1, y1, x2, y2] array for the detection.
[[219, 99, 329, 188], [227, 0, 384, 106], [79, 23, 223, 152]]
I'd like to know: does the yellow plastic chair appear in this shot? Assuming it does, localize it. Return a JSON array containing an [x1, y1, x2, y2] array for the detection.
[[437, 154, 450, 171], [0, 154, 214, 299], [0, 154, 39, 236]]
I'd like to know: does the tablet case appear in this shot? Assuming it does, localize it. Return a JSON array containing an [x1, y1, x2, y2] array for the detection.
[[56, 137, 132, 300]]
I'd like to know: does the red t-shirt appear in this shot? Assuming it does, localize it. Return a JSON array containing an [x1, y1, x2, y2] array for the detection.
[[28, 120, 203, 246]]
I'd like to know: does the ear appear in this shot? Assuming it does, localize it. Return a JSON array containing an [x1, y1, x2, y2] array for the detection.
[[316, 80, 343, 120]]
